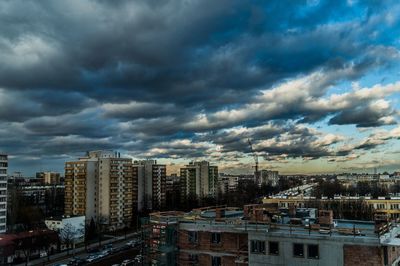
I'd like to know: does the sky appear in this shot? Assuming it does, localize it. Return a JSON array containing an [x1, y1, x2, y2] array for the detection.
[[0, 0, 400, 176]]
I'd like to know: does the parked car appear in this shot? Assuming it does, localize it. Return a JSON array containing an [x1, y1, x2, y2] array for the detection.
[[68, 257, 85, 266], [86, 254, 100, 262], [39, 251, 48, 258], [126, 239, 141, 247], [121, 259, 133, 266]]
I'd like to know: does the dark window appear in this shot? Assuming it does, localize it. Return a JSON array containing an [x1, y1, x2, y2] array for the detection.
[[189, 254, 198, 262], [307, 244, 319, 259], [269, 241, 279, 255], [251, 240, 266, 254], [188, 231, 198, 244], [293, 243, 304, 257], [211, 232, 221, 244], [211, 256, 221, 266]]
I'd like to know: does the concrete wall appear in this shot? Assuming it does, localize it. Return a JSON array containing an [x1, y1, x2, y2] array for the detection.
[[99, 158, 110, 222], [85, 160, 97, 221], [248, 231, 371, 266]]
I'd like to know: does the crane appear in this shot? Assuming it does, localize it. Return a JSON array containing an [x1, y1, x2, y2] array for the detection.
[[247, 138, 260, 184]]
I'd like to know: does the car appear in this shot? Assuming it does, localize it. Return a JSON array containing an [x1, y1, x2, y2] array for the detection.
[[40, 251, 47, 258], [68, 257, 85, 266], [121, 259, 133, 266], [85, 254, 100, 262], [126, 239, 141, 247], [103, 243, 113, 249], [100, 249, 111, 256]]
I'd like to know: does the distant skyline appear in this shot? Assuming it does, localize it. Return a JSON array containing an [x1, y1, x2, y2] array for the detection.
[[0, 0, 399, 176]]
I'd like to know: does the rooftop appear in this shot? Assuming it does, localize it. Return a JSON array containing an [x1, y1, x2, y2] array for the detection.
[[150, 205, 400, 246]]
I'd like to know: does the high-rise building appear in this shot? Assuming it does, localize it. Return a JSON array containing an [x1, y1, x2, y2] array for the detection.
[[260, 170, 279, 186], [37, 171, 62, 185], [166, 174, 181, 208], [64, 151, 135, 231], [0, 153, 7, 233], [133, 160, 166, 211], [180, 161, 218, 199]]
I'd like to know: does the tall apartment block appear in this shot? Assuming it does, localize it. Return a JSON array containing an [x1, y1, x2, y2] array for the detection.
[[133, 160, 166, 211], [180, 161, 218, 199], [0, 153, 7, 233], [260, 170, 279, 186], [65, 151, 135, 231]]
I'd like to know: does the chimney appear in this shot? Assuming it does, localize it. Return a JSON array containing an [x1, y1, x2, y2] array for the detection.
[[318, 210, 333, 227]]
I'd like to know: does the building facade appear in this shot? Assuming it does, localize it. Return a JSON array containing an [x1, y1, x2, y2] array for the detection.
[[65, 151, 135, 230], [180, 161, 218, 199], [149, 205, 400, 266], [0, 153, 7, 233], [133, 160, 166, 211], [37, 172, 62, 185], [260, 170, 279, 186]]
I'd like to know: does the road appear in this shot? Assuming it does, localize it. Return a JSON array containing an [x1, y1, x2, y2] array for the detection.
[[15, 232, 142, 266]]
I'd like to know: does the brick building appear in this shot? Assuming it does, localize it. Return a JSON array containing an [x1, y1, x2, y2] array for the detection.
[[147, 205, 400, 266]]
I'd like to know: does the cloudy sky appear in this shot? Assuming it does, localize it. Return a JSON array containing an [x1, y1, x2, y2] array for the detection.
[[1, 0, 400, 176]]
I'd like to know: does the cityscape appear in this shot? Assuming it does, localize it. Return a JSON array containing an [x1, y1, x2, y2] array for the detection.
[[1, 1, 400, 266]]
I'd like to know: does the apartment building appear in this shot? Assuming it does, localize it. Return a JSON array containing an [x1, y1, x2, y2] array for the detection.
[[36, 171, 62, 185], [180, 161, 218, 199], [65, 151, 135, 231], [133, 160, 166, 211], [260, 170, 279, 186], [0, 153, 7, 233], [148, 205, 400, 266]]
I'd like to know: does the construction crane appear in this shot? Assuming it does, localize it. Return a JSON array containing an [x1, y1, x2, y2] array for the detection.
[[247, 138, 260, 184]]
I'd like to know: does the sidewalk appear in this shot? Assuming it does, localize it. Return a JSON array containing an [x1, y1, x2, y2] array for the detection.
[[15, 231, 141, 266]]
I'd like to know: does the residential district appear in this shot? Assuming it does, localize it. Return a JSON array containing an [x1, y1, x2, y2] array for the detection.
[[1, 151, 400, 265]]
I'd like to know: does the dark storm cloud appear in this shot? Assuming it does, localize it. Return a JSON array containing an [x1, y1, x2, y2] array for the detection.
[[329, 105, 396, 127], [0, 0, 400, 173]]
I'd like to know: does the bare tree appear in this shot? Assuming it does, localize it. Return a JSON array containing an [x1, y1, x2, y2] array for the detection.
[[59, 223, 83, 255]]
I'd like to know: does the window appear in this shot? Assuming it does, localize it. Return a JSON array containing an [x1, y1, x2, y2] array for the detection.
[[293, 243, 304, 257], [251, 240, 266, 254], [211, 256, 221, 266], [211, 232, 221, 244], [269, 241, 279, 255], [307, 244, 319, 259], [188, 254, 198, 263], [188, 231, 198, 244]]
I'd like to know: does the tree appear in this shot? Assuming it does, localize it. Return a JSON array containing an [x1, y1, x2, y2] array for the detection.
[[59, 223, 83, 255], [96, 216, 108, 246]]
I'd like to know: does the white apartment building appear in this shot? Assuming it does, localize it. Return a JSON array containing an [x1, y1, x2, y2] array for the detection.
[[0, 153, 7, 233], [45, 215, 85, 244], [65, 151, 134, 231], [180, 161, 219, 199]]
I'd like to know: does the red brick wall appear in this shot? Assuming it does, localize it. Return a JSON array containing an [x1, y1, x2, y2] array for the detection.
[[178, 230, 247, 252], [179, 252, 238, 266], [343, 245, 384, 266], [178, 230, 248, 265]]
